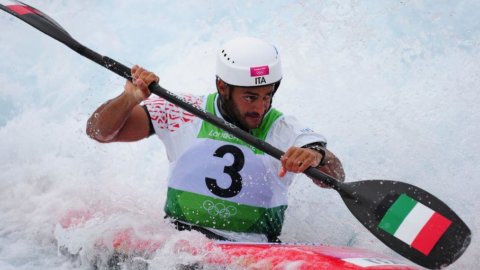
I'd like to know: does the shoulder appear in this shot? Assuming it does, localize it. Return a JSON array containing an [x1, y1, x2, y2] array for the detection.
[[267, 112, 327, 149], [143, 93, 206, 133]]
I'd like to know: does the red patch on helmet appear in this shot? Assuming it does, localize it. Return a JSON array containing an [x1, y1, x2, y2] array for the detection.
[[250, 66, 269, 77]]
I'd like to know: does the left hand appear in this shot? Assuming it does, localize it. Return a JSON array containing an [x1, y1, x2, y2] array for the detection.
[[278, 147, 322, 177], [125, 65, 160, 103]]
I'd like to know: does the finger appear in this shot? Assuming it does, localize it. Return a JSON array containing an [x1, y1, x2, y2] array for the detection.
[[132, 65, 143, 79], [289, 147, 304, 160], [146, 76, 158, 85], [280, 155, 287, 166], [289, 151, 312, 172], [133, 70, 151, 86], [136, 69, 158, 85], [298, 155, 315, 172], [303, 148, 321, 167], [292, 149, 319, 172], [134, 77, 148, 90], [285, 158, 297, 172], [145, 73, 158, 84], [135, 68, 153, 85], [136, 68, 148, 80], [285, 149, 304, 170], [281, 148, 295, 168], [131, 65, 139, 76], [278, 166, 287, 177]]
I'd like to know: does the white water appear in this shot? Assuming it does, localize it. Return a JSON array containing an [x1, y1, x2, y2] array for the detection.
[[0, 1, 479, 269]]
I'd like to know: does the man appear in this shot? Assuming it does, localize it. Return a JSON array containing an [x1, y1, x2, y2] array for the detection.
[[86, 37, 345, 243]]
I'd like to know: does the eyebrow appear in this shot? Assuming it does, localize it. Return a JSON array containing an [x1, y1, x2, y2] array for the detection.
[[243, 90, 274, 96]]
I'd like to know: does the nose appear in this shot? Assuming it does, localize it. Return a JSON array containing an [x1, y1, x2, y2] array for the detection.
[[253, 97, 270, 113]]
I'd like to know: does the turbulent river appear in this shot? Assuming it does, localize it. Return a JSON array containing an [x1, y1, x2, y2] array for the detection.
[[1, 1, 479, 269]]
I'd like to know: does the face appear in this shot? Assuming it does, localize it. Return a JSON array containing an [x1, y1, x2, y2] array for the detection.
[[219, 82, 275, 130]]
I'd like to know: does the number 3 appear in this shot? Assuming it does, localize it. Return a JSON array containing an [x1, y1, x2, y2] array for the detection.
[[205, 145, 245, 198]]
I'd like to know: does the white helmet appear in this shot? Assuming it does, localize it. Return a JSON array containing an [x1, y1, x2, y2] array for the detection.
[[216, 37, 282, 87]]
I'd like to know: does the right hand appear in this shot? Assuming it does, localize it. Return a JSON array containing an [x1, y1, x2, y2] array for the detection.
[[278, 147, 321, 177], [124, 65, 160, 103]]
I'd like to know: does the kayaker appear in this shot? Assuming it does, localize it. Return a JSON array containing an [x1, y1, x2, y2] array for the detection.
[[86, 37, 345, 243]]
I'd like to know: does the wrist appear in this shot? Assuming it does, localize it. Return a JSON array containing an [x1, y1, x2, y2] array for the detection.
[[123, 88, 144, 105], [303, 144, 327, 166], [133, 91, 145, 104]]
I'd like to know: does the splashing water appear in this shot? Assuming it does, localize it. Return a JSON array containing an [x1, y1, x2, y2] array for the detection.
[[1, 1, 479, 269]]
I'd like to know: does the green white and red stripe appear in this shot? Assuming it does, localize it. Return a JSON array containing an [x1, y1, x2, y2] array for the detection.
[[378, 194, 452, 255]]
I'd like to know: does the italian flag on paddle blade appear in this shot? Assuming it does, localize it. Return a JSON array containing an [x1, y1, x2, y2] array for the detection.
[[378, 194, 452, 256]]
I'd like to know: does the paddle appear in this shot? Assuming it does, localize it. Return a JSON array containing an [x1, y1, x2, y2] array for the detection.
[[1, 1, 471, 269]]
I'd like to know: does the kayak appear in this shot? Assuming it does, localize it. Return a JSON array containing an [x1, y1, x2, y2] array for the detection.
[[54, 209, 421, 269]]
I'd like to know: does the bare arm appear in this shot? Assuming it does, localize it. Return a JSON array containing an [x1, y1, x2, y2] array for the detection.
[[86, 91, 150, 142], [312, 148, 345, 187], [86, 65, 158, 143]]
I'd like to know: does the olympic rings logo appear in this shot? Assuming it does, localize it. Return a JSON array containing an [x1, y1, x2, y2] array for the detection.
[[202, 200, 237, 218]]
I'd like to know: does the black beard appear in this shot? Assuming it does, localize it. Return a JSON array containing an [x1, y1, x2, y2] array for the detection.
[[217, 94, 251, 132]]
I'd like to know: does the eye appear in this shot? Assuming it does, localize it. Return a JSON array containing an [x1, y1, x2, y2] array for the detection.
[[244, 95, 257, 102]]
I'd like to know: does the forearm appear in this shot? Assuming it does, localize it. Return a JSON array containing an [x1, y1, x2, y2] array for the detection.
[[321, 150, 345, 180], [312, 149, 345, 187], [86, 91, 139, 142]]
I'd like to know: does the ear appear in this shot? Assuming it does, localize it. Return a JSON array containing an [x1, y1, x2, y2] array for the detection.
[[216, 79, 227, 95]]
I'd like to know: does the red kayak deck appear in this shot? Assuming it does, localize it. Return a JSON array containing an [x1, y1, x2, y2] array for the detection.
[[208, 242, 419, 269], [55, 210, 421, 269]]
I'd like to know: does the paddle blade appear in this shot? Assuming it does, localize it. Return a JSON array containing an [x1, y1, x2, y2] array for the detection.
[[0, 0, 77, 47], [340, 180, 470, 269]]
